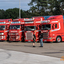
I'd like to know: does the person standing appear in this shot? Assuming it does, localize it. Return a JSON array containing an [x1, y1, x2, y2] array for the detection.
[[33, 32, 36, 47], [39, 31, 43, 47]]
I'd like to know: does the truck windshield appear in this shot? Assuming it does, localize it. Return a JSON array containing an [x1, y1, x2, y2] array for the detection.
[[41, 24, 51, 30], [10, 25, 20, 29], [25, 26, 36, 31], [0, 25, 5, 30]]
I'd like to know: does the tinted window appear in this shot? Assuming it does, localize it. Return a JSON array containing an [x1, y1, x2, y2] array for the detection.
[[25, 26, 36, 31], [55, 24, 57, 28]]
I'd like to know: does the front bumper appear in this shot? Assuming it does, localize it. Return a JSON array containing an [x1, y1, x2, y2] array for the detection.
[[25, 39, 33, 42], [0, 36, 6, 41], [9, 35, 22, 41], [43, 39, 53, 42]]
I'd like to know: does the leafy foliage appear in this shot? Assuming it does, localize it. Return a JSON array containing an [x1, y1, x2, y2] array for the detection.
[[28, 0, 64, 16]]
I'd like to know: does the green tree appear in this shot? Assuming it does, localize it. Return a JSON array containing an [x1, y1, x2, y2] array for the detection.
[[4, 8, 19, 19], [24, 10, 32, 18], [60, 0, 64, 15], [0, 9, 5, 19], [4, 8, 27, 19], [28, 0, 64, 15]]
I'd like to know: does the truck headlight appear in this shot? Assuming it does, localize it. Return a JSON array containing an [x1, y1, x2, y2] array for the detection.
[[2, 36, 5, 39], [16, 36, 19, 39], [49, 37, 52, 39], [2, 33, 4, 35]]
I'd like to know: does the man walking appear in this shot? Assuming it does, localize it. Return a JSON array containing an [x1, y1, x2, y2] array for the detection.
[[39, 31, 43, 47]]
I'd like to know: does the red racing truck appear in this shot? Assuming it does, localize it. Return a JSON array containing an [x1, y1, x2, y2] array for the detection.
[[0, 19, 12, 41], [41, 15, 64, 43], [24, 17, 44, 42], [9, 18, 24, 42]]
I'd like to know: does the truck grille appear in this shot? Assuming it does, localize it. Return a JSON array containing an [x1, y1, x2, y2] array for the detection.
[[9, 36, 16, 40], [26, 32, 33, 40], [43, 32, 48, 39], [10, 33, 16, 35]]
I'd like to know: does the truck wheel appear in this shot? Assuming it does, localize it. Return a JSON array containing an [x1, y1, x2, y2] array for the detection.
[[56, 36, 61, 43]]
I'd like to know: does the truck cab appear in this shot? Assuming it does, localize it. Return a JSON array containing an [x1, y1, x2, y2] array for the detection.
[[41, 15, 64, 42], [9, 18, 24, 41], [24, 17, 44, 42], [0, 19, 12, 41]]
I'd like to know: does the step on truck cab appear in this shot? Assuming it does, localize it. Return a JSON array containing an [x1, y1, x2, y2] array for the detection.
[[24, 17, 44, 42], [0, 19, 12, 41], [9, 18, 24, 41], [41, 15, 64, 42]]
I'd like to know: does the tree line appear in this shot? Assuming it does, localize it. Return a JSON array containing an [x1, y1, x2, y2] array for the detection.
[[0, 0, 64, 19], [0, 8, 31, 19]]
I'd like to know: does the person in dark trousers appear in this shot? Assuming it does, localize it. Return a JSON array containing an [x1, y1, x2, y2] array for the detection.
[[39, 31, 43, 47], [33, 32, 36, 47]]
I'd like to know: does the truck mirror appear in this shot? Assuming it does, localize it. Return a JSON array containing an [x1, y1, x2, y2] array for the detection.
[[53, 26, 55, 29], [6, 25, 9, 30], [21, 25, 24, 30], [52, 24, 55, 29], [20, 26, 21, 29], [36, 26, 38, 30], [37, 25, 39, 30]]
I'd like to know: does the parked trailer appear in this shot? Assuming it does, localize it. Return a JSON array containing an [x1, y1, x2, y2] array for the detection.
[[9, 18, 24, 41], [0, 19, 12, 41], [41, 15, 64, 43], [24, 17, 44, 42]]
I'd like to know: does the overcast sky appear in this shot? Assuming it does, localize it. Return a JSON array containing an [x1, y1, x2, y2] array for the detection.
[[0, 0, 31, 10]]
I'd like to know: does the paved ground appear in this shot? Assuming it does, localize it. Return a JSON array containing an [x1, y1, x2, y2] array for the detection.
[[0, 42, 64, 58], [0, 42, 64, 64], [0, 49, 64, 64]]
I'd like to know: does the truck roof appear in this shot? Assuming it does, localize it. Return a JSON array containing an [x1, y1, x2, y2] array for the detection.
[[47, 15, 63, 20], [0, 19, 12, 25], [13, 18, 24, 21], [24, 17, 44, 26], [11, 18, 24, 25], [32, 16, 44, 19], [0, 19, 12, 21], [24, 16, 44, 22]]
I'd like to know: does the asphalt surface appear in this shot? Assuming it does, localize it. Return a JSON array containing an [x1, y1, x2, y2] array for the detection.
[[0, 49, 64, 64], [0, 41, 64, 58]]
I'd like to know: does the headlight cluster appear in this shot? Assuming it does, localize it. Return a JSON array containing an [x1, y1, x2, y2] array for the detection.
[[2, 33, 4, 35], [0, 33, 4, 35], [16, 36, 19, 39], [2, 36, 5, 39], [48, 37, 52, 39]]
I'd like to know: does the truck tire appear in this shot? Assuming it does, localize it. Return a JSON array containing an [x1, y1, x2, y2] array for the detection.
[[56, 36, 61, 43]]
